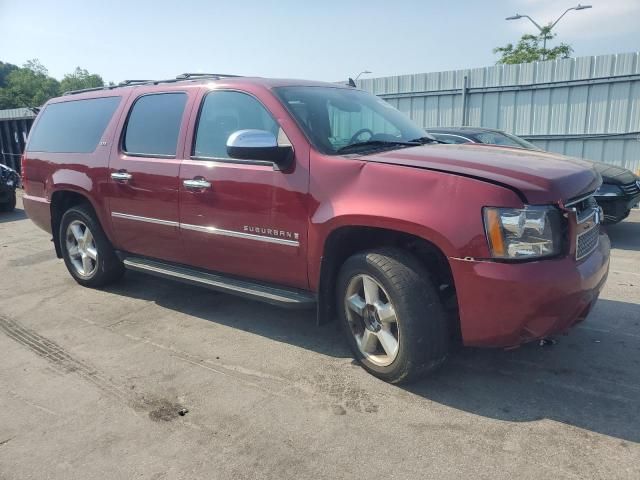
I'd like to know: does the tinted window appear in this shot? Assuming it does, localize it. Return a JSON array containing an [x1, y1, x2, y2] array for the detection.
[[124, 93, 187, 156], [194, 91, 279, 159], [28, 97, 121, 153]]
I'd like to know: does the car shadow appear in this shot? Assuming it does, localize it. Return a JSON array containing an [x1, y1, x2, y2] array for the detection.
[[104, 274, 640, 443], [604, 210, 640, 251], [0, 207, 27, 224], [104, 272, 348, 358], [406, 297, 640, 444]]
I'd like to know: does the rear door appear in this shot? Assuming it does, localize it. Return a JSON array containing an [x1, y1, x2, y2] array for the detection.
[[178, 88, 310, 289], [107, 91, 192, 263]]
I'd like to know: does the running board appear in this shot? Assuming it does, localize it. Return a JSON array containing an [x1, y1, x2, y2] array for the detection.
[[122, 256, 316, 309]]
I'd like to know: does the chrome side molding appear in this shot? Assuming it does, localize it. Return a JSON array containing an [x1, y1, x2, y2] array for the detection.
[[111, 212, 179, 227], [111, 212, 299, 247]]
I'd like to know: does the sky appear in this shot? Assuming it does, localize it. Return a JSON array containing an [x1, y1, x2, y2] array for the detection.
[[1, 0, 639, 84]]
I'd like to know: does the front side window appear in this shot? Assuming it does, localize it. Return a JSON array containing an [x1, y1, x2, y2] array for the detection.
[[193, 91, 280, 159], [123, 93, 187, 156], [28, 96, 121, 153], [274, 86, 427, 155]]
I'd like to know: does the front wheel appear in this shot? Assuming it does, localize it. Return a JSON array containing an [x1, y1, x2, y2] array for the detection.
[[0, 190, 16, 212], [336, 248, 449, 384], [59, 204, 124, 287]]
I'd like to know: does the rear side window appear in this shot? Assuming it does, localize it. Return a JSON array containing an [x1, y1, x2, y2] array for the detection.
[[123, 93, 187, 157], [27, 97, 121, 153]]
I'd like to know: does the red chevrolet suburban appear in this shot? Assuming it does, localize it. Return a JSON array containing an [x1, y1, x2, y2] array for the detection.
[[22, 74, 610, 383]]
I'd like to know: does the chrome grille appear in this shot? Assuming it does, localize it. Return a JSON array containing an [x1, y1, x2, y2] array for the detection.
[[566, 192, 601, 261], [620, 181, 640, 197], [576, 208, 600, 260], [576, 223, 600, 260]]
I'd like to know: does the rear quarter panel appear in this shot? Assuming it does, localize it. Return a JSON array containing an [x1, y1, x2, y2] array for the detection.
[[23, 91, 132, 239]]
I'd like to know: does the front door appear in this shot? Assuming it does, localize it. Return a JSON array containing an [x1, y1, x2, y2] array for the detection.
[[178, 89, 309, 289], [107, 91, 191, 263]]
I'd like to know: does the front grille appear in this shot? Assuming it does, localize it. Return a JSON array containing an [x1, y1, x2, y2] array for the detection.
[[576, 223, 600, 260], [568, 194, 599, 223], [620, 181, 640, 197], [566, 192, 601, 260]]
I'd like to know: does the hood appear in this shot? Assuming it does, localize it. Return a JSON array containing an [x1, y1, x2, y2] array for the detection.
[[0, 163, 20, 186], [589, 161, 637, 185], [365, 144, 601, 204]]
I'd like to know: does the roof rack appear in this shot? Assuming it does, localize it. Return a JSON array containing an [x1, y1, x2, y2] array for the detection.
[[118, 79, 154, 86], [63, 85, 117, 96], [63, 73, 243, 96], [176, 73, 241, 79]]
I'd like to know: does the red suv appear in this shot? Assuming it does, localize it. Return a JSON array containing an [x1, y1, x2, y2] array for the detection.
[[22, 74, 610, 383]]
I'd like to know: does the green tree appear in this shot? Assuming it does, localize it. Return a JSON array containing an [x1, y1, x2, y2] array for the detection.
[[0, 61, 107, 109], [494, 26, 573, 64], [0, 61, 19, 88], [59, 67, 104, 93], [0, 59, 59, 109]]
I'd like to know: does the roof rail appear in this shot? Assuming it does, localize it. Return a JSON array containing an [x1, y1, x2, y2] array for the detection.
[[176, 73, 241, 79], [63, 85, 117, 96], [118, 79, 154, 86], [63, 73, 242, 96]]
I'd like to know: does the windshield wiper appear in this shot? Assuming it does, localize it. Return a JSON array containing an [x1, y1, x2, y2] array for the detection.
[[336, 140, 420, 154]]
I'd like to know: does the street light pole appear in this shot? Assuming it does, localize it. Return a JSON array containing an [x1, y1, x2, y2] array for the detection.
[[354, 70, 372, 82], [506, 4, 592, 61]]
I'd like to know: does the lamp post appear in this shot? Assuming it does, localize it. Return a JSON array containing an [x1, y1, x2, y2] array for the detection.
[[354, 70, 372, 82], [506, 4, 592, 60]]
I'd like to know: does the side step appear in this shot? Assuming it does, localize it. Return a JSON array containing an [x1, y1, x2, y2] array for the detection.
[[122, 256, 316, 309]]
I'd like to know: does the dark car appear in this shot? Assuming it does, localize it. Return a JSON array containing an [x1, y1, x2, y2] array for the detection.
[[427, 127, 640, 224], [0, 163, 20, 212]]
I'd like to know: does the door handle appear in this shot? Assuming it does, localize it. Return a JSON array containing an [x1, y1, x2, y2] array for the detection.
[[111, 171, 132, 182], [183, 178, 212, 190]]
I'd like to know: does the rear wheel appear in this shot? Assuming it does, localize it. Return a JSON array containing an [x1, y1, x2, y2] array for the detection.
[[337, 248, 449, 384], [59, 204, 124, 287]]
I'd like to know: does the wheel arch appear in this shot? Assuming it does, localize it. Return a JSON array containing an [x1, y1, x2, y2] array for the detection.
[[315, 225, 459, 339], [50, 189, 103, 258]]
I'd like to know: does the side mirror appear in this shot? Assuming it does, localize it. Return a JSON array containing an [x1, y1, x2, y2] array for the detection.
[[226, 129, 293, 170]]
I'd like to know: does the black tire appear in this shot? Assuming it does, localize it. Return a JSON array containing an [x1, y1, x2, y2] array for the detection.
[[0, 190, 16, 212], [59, 203, 125, 288], [336, 248, 449, 384]]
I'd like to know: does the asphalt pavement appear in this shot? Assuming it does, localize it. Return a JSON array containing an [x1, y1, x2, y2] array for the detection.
[[1, 195, 639, 479]]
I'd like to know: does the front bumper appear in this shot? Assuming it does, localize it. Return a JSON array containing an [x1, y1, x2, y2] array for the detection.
[[0, 182, 16, 203], [450, 232, 610, 347], [596, 194, 640, 223]]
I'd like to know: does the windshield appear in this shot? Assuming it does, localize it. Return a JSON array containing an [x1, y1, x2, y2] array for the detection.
[[274, 86, 428, 155], [474, 131, 541, 150]]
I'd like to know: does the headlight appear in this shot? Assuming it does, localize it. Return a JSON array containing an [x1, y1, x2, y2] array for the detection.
[[483, 206, 563, 259], [594, 184, 623, 197]]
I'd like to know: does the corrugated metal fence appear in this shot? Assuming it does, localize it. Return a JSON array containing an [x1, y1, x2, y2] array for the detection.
[[0, 108, 36, 174], [358, 52, 640, 173]]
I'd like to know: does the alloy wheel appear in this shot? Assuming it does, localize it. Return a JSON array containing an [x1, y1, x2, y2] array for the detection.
[[65, 220, 98, 278], [344, 274, 400, 366]]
